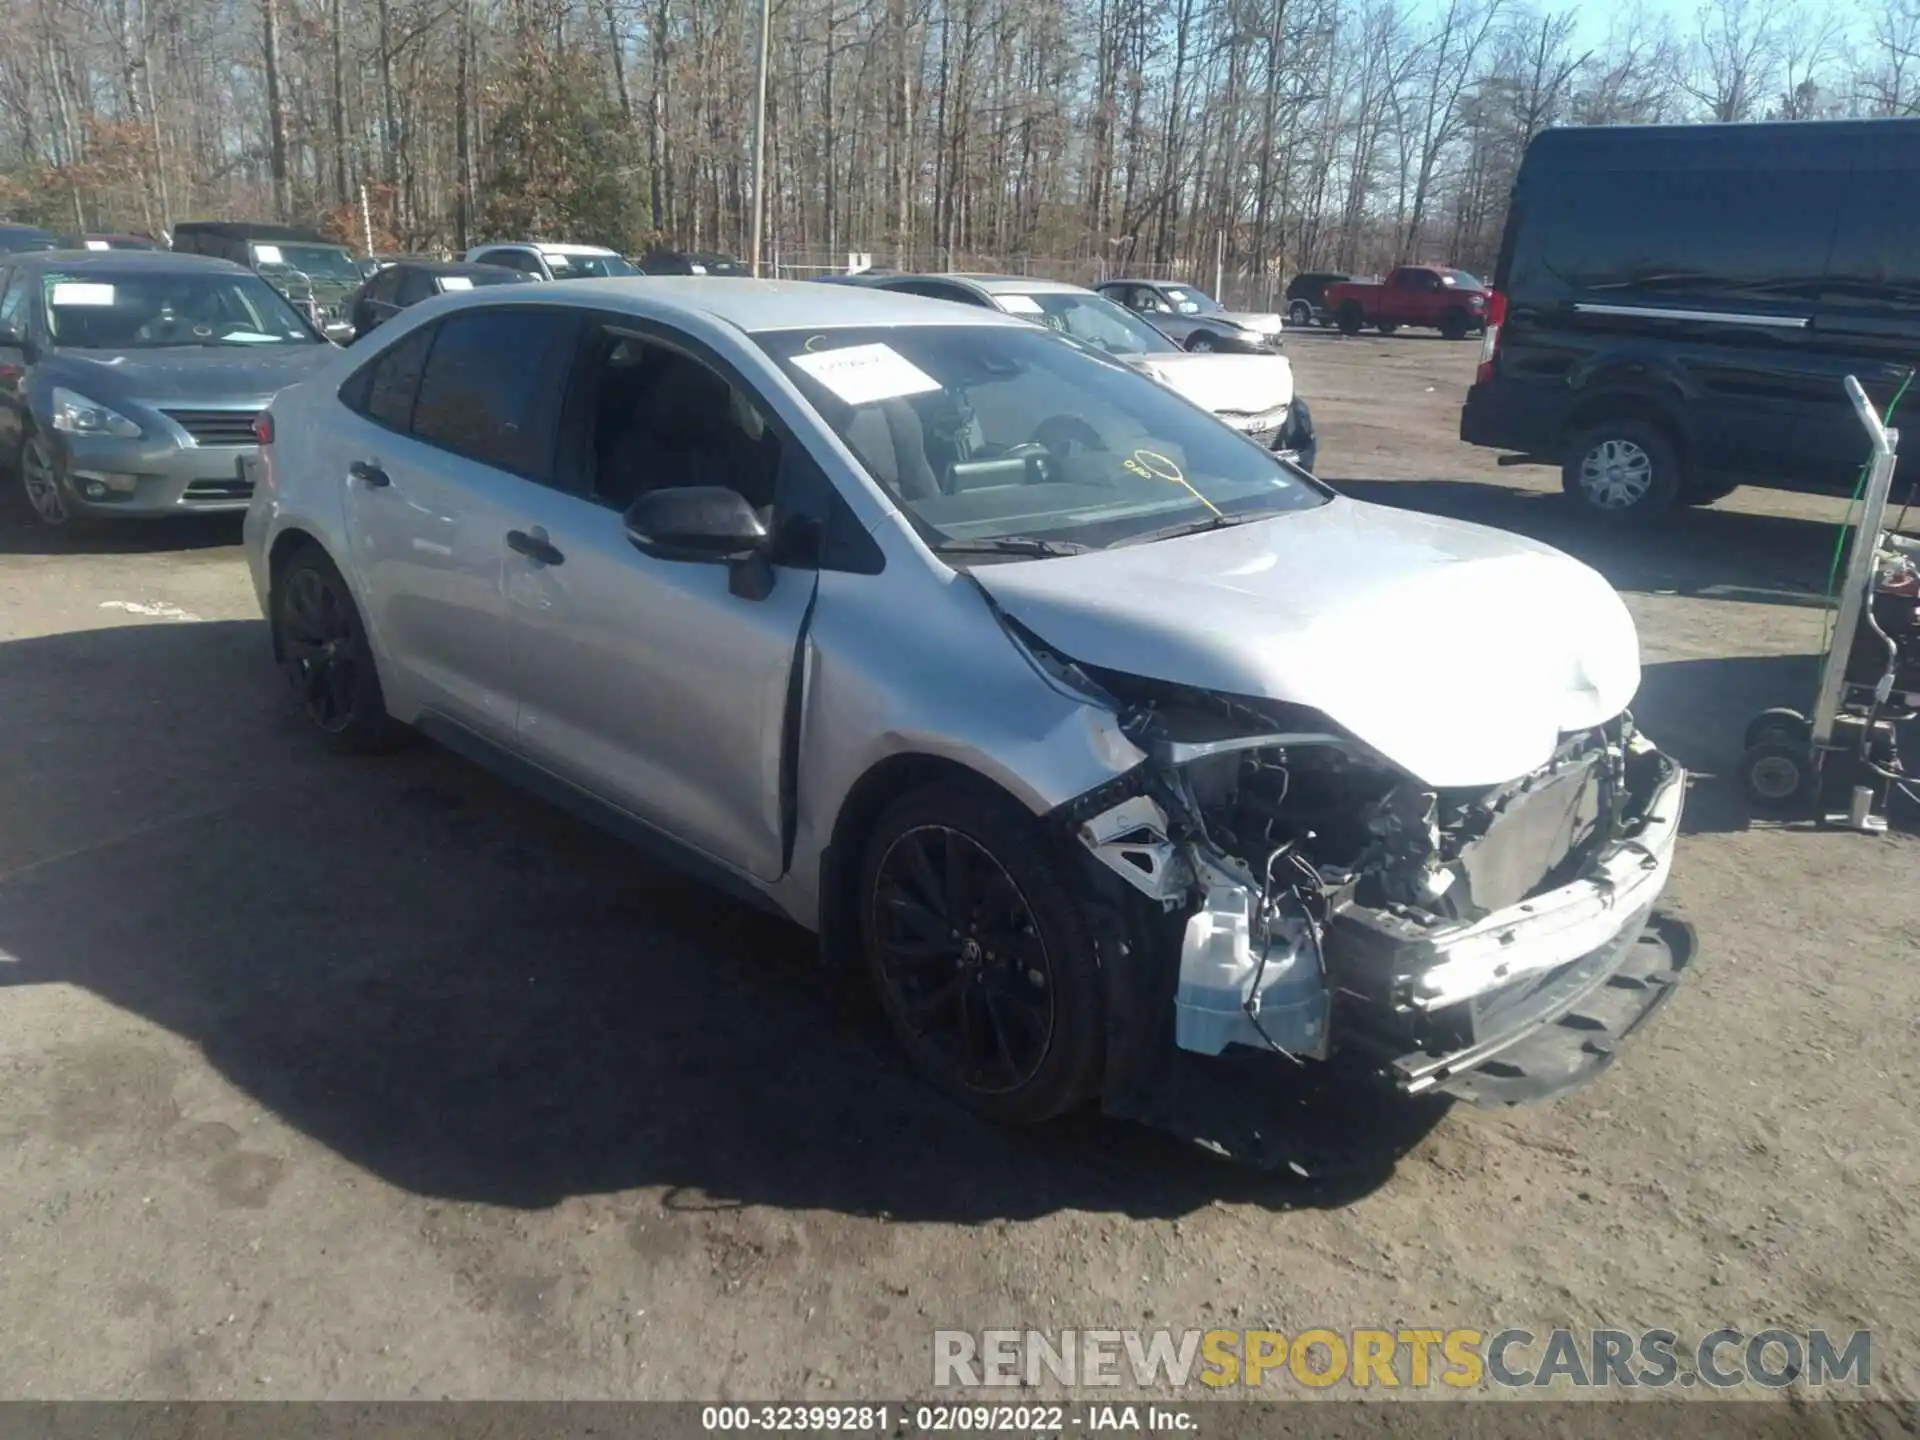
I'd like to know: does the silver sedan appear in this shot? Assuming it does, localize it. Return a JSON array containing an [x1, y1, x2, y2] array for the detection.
[[244, 279, 1688, 1141]]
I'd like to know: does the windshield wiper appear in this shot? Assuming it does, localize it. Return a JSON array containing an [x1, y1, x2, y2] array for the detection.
[[1115, 511, 1265, 547], [934, 535, 1091, 558]]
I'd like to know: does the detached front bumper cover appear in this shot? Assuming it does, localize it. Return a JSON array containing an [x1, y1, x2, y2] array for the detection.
[[1074, 730, 1691, 1109]]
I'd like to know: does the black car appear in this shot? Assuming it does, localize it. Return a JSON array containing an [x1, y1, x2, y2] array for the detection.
[[1462, 117, 1920, 522], [348, 259, 524, 341], [57, 233, 166, 252], [1284, 271, 1350, 328], [0, 223, 59, 255], [639, 248, 751, 276]]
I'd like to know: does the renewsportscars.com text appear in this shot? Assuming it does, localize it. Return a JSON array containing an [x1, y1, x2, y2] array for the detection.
[[932, 1327, 1873, 1391]]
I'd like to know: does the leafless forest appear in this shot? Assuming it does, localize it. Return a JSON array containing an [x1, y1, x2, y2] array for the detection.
[[1, 0, 1916, 294]]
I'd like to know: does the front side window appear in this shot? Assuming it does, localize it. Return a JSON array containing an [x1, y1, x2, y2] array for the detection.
[[41, 271, 318, 348], [0, 272, 27, 338], [756, 324, 1328, 557], [409, 307, 577, 478]]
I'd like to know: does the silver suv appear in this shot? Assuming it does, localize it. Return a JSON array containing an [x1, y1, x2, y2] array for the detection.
[[243, 279, 1688, 1137]]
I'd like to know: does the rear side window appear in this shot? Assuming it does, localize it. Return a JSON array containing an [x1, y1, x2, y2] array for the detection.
[[1517, 168, 1845, 309], [1824, 179, 1920, 317], [340, 321, 435, 431], [409, 307, 577, 479], [397, 269, 435, 306]]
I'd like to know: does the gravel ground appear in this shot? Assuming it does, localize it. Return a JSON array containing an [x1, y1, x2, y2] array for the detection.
[[0, 332, 1915, 1406]]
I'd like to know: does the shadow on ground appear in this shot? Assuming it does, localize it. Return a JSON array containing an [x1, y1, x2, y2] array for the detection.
[[0, 507, 244, 557], [0, 620, 1445, 1224], [1330, 475, 1861, 608]]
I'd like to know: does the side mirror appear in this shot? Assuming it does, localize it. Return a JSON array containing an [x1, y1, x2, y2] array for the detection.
[[625, 486, 775, 599]]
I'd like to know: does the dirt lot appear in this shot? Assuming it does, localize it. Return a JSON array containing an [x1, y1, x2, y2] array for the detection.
[[1, 332, 1915, 1404]]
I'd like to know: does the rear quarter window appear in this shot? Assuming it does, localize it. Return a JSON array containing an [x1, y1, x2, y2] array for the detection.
[[340, 321, 436, 432]]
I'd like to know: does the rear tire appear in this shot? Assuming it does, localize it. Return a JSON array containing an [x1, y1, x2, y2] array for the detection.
[[272, 544, 405, 754], [1187, 331, 1217, 352], [858, 780, 1105, 1126], [1561, 419, 1684, 524], [1337, 304, 1363, 336], [1439, 310, 1471, 341], [1287, 299, 1313, 327]]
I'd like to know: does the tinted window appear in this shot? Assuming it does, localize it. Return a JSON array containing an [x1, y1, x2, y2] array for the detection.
[[1518, 168, 1844, 308], [0, 272, 26, 337], [1824, 177, 1920, 317], [343, 321, 435, 431], [396, 269, 436, 306], [410, 307, 576, 478]]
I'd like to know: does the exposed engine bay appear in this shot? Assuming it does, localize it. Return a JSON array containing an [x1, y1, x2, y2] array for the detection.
[[1037, 643, 1689, 1111]]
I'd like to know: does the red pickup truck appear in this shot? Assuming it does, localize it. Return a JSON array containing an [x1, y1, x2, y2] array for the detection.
[[1325, 265, 1491, 340]]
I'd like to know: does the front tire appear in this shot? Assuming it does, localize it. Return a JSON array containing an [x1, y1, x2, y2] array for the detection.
[[18, 430, 77, 528], [1337, 304, 1363, 336], [1561, 419, 1684, 523], [1187, 331, 1218, 352], [272, 545, 404, 753], [1439, 310, 1471, 341], [859, 781, 1105, 1126]]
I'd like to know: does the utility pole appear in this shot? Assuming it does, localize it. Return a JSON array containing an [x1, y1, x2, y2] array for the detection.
[[749, 0, 772, 275]]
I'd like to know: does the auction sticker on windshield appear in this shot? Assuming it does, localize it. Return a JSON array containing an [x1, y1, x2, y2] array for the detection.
[[440, 277, 474, 291], [50, 283, 115, 306], [254, 244, 283, 264], [997, 294, 1043, 315], [792, 342, 942, 405]]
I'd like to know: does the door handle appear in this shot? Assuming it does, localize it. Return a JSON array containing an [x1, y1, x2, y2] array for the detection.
[[506, 528, 565, 565], [349, 459, 390, 488]]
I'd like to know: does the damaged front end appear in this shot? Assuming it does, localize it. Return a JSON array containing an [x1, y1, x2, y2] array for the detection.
[[1050, 661, 1691, 1110]]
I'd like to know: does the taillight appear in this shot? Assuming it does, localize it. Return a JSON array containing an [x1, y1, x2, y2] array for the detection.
[[1475, 291, 1507, 386], [253, 412, 274, 445]]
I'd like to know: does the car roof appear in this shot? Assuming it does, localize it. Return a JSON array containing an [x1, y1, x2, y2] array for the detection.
[[1521, 117, 1920, 174], [388, 258, 518, 277], [465, 276, 1026, 334], [484, 242, 620, 257], [4, 249, 247, 275], [949, 274, 1093, 297], [173, 220, 334, 243]]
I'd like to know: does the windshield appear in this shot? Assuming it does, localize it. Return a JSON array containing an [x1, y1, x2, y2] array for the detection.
[[251, 242, 360, 281], [757, 324, 1328, 555], [1162, 286, 1221, 316], [1441, 269, 1483, 289], [43, 271, 319, 348], [1010, 291, 1180, 358], [546, 252, 638, 278]]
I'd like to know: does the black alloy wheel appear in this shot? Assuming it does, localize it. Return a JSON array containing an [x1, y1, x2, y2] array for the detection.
[[274, 548, 402, 752], [868, 824, 1056, 1100]]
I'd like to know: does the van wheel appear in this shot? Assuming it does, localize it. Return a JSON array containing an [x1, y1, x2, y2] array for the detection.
[[1337, 304, 1363, 336], [859, 781, 1105, 1126], [1439, 310, 1470, 341], [1562, 420, 1683, 522]]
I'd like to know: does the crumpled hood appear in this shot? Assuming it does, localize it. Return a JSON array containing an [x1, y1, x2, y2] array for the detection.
[[974, 497, 1642, 788], [46, 343, 338, 405], [1134, 352, 1293, 416], [1217, 309, 1283, 336]]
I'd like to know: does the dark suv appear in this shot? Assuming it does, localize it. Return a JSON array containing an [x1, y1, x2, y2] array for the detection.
[[1284, 271, 1349, 328], [171, 222, 361, 341], [1461, 118, 1920, 522]]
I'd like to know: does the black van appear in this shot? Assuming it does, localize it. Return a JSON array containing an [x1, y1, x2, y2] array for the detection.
[[1460, 119, 1920, 522]]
